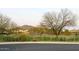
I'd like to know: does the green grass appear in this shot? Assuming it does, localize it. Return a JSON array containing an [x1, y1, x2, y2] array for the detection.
[[0, 34, 79, 42]]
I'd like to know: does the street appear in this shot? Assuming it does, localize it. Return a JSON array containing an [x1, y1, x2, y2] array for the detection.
[[0, 43, 79, 51]]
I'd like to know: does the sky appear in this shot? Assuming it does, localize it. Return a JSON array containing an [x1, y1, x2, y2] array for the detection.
[[0, 8, 79, 29], [0, 8, 56, 26]]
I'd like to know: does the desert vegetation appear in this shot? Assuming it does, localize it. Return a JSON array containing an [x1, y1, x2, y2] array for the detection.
[[0, 8, 79, 42]]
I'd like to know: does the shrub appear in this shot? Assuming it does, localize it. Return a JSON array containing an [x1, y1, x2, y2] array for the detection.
[[0, 34, 79, 42], [18, 34, 33, 41]]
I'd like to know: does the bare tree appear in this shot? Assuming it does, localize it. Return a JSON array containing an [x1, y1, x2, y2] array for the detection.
[[40, 9, 76, 37], [10, 21, 18, 29], [0, 14, 11, 34], [0, 14, 17, 34]]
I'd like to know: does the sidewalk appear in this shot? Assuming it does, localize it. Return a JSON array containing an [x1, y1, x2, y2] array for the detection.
[[0, 42, 79, 44]]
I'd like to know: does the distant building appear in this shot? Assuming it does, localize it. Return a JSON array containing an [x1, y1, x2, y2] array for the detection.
[[69, 30, 79, 35]]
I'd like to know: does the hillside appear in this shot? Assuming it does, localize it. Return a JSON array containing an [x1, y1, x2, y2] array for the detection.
[[20, 25, 34, 30]]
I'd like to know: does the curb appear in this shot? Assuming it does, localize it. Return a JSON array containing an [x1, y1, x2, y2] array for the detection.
[[0, 42, 79, 44]]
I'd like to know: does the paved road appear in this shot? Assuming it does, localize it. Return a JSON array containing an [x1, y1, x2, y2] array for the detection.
[[0, 43, 79, 51]]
